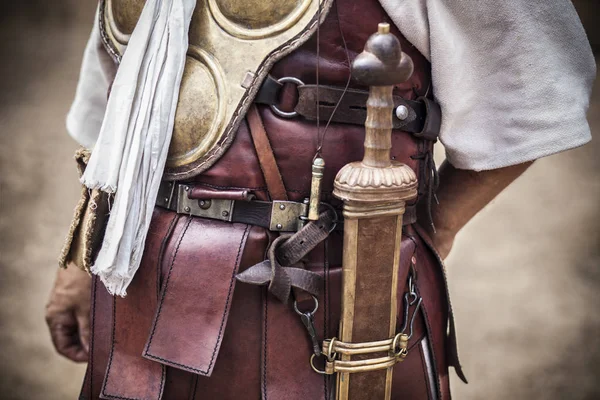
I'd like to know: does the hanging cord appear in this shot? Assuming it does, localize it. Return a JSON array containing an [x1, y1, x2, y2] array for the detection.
[[313, 0, 352, 161], [315, 0, 321, 154]]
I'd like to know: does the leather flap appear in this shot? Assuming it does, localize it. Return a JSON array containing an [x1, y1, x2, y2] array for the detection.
[[143, 218, 252, 377]]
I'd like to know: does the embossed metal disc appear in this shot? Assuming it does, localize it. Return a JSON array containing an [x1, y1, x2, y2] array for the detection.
[[166, 47, 227, 168], [107, 0, 145, 45], [208, 0, 312, 39]]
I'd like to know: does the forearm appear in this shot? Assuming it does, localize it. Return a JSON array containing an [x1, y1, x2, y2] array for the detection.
[[420, 160, 533, 258]]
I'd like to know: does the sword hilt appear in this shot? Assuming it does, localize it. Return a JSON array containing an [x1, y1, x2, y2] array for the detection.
[[351, 23, 414, 169]]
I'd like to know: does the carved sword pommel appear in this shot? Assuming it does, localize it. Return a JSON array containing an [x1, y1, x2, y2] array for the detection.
[[351, 23, 414, 87]]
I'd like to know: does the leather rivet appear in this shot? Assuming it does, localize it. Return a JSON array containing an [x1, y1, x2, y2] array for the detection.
[[184, 206, 191, 213], [222, 211, 229, 217], [276, 224, 283, 230], [395, 105, 409, 121], [279, 204, 286, 210]]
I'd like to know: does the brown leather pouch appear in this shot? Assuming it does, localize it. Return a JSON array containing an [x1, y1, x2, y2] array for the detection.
[[142, 217, 269, 378], [58, 148, 112, 272]]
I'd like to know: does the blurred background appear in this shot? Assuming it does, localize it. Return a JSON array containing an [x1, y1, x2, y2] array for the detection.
[[0, 1, 598, 399]]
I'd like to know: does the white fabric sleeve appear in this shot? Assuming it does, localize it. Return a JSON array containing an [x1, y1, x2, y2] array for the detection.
[[66, 10, 117, 150], [379, 0, 596, 171]]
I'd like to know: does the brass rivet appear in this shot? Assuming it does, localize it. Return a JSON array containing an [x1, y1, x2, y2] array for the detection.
[[222, 211, 229, 217], [276, 224, 283, 230], [279, 204, 286, 210], [184, 206, 191, 213]]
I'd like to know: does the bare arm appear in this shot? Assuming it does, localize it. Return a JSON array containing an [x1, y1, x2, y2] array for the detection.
[[419, 160, 533, 259]]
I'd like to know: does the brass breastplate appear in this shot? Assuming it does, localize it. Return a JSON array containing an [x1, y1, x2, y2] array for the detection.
[[100, 0, 333, 180]]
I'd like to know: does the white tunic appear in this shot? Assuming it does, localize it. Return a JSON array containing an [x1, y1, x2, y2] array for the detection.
[[69, 0, 595, 171]]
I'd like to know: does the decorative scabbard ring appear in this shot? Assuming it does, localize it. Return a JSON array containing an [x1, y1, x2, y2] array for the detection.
[[331, 23, 418, 400]]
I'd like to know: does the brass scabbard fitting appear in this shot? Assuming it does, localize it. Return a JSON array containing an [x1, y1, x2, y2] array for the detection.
[[310, 333, 410, 376]]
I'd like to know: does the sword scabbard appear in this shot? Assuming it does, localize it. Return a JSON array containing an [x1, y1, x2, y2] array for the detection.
[[332, 23, 418, 400]]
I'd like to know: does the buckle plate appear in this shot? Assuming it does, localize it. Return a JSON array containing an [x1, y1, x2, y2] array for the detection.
[[177, 185, 234, 222], [270, 201, 308, 232]]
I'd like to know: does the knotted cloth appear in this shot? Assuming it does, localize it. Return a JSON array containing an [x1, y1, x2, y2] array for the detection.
[[80, 0, 196, 296]]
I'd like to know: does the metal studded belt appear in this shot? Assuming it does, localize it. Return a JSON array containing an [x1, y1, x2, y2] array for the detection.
[[156, 182, 417, 231], [156, 181, 315, 232]]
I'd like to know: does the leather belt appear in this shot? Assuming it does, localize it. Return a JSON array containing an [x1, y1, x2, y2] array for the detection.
[[156, 181, 310, 232], [254, 75, 441, 141], [156, 182, 418, 231]]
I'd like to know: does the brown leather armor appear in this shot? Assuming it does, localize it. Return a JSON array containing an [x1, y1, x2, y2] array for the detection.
[[79, 1, 464, 399]]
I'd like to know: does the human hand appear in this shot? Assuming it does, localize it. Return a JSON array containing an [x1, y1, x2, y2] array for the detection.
[[45, 264, 92, 362]]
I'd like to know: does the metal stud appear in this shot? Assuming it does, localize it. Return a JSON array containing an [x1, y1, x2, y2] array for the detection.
[[279, 204, 286, 210], [222, 211, 229, 217], [184, 186, 190, 191], [276, 224, 283, 230], [184, 206, 191, 213], [395, 105, 409, 121], [199, 200, 211, 210]]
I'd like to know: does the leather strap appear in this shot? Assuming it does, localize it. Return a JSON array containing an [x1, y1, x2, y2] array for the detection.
[[246, 104, 289, 201], [254, 76, 439, 140], [295, 85, 425, 132], [236, 210, 335, 303]]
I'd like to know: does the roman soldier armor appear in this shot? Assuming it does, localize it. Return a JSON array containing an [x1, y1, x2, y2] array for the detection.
[[65, 0, 469, 398]]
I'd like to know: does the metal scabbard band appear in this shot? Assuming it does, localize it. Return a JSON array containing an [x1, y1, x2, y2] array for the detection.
[[313, 334, 409, 375]]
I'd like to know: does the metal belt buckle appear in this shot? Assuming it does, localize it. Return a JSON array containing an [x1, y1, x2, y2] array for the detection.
[[270, 201, 308, 232], [176, 185, 234, 222]]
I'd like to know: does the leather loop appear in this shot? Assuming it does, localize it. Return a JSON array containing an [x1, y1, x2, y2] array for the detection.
[[254, 75, 283, 106], [413, 97, 441, 141], [246, 105, 289, 201], [189, 186, 255, 201]]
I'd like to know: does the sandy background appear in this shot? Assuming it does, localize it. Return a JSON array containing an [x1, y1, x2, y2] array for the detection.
[[0, 1, 597, 399]]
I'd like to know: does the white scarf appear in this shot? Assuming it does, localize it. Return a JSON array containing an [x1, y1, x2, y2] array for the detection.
[[81, 0, 196, 296]]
